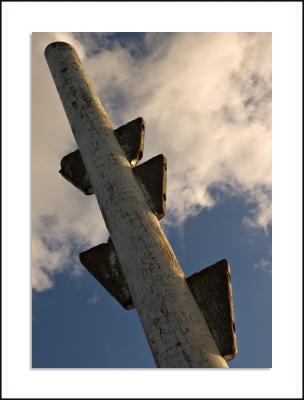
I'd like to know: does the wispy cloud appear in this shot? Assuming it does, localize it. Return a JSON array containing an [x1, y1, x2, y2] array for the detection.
[[32, 32, 271, 291], [253, 258, 272, 273], [87, 293, 100, 305]]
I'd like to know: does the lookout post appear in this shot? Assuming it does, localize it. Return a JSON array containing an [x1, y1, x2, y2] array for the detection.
[[45, 41, 237, 368]]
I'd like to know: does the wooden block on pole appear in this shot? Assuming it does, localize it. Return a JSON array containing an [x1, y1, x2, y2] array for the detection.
[[60, 150, 93, 195], [187, 259, 238, 361], [114, 117, 145, 167], [79, 238, 133, 310], [133, 154, 167, 220]]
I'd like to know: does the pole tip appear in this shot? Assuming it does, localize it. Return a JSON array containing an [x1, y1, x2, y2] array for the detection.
[[44, 41, 76, 57]]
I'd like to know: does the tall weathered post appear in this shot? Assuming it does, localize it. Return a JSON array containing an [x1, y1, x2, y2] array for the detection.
[[45, 41, 237, 368]]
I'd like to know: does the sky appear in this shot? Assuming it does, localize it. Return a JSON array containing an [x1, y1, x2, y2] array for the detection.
[[32, 32, 272, 368]]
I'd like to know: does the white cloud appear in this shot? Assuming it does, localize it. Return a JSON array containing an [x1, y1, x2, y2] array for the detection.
[[32, 32, 272, 291], [253, 258, 272, 273], [32, 33, 108, 292], [87, 293, 100, 305], [83, 32, 272, 225]]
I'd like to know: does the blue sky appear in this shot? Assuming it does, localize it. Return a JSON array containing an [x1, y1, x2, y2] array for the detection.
[[32, 32, 272, 368]]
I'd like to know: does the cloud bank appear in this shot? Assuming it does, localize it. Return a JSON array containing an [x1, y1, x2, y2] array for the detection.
[[32, 32, 272, 291]]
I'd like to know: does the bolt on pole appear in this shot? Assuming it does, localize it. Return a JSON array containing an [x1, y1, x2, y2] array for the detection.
[[45, 41, 237, 368]]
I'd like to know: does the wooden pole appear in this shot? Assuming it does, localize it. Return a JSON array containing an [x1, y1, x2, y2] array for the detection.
[[45, 41, 228, 368]]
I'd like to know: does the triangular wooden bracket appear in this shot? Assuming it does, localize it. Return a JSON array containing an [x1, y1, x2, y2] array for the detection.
[[114, 117, 145, 167], [133, 154, 167, 220], [187, 259, 238, 361], [79, 238, 133, 310], [59, 150, 93, 195], [59, 117, 145, 195]]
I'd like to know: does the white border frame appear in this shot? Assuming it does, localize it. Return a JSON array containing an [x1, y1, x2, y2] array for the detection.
[[2, 2, 302, 398]]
